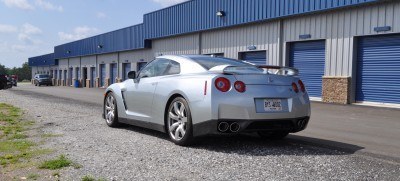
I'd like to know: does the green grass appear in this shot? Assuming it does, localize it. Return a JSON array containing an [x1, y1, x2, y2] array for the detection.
[[41, 133, 63, 138], [81, 175, 96, 181], [39, 155, 72, 170], [81, 175, 107, 181], [27, 173, 39, 180], [0, 103, 53, 170], [52, 172, 60, 177]]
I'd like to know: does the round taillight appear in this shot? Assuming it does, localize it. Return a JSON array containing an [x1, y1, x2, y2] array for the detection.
[[292, 82, 299, 93], [298, 80, 306, 92], [215, 77, 231, 92], [234, 81, 246, 93]]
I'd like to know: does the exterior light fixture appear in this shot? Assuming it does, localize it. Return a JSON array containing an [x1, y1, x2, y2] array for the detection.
[[299, 34, 312, 39], [97, 45, 103, 49], [374, 26, 391, 32], [247, 45, 257, 50], [216, 11, 225, 17]]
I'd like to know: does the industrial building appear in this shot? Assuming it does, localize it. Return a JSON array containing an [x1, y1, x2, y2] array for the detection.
[[29, 0, 400, 106]]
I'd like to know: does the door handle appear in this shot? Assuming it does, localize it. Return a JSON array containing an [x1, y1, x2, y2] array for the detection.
[[151, 82, 157, 86]]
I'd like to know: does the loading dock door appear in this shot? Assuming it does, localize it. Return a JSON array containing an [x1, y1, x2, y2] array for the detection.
[[90, 67, 96, 88], [356, 34, 400, 104], [69, 68, 73, 86], [289, 40, 326, 98], [123, 63, 131, 81], [110, 63, 117, 84], [240, 51, 267, 65], [100, 64, 106, 87]]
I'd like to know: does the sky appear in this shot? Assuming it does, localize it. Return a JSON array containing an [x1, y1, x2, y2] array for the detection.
[[0, 0, 187, 68]]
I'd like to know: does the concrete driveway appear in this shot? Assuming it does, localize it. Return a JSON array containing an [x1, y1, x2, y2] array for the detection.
[[9, 83, 400, 161]]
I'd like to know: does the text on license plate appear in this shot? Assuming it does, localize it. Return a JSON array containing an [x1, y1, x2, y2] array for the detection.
[[264, 99, 282, 111]]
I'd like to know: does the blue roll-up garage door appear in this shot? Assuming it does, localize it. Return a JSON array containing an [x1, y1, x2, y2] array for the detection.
[[110, 63, 117, 84], [100, 64, 106, 87], [356, 34, 400, 104], [241, 51, 267, 65], [289, 41, 326, 98]]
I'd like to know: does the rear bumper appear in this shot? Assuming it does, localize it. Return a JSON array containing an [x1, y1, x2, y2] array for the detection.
[[193, 117, 310, 137]]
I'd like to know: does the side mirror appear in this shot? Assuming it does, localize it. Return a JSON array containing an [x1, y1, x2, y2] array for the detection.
[[128, 71, 136, 79]]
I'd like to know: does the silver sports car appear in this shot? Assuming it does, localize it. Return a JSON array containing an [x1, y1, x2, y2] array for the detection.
[[103, 55, 311, 145]]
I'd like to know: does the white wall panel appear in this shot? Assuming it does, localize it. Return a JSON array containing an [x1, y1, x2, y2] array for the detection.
[[58, 59, 68, 69], [202, 21, 280, 65], [81, 56, 96, 67], [152, 33, 199, 56], [69, 57, 80, 67]]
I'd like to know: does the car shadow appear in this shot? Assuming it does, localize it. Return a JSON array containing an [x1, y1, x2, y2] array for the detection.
[[118, 124, 364, 156], [192, 134, 364, 156]]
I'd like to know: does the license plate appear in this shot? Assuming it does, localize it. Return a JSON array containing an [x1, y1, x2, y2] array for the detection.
[[264, 99, 282, 111]]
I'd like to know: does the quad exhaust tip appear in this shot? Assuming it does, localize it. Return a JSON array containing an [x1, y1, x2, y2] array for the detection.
[[230, 122, 240, 133], [218, 122, 229, 132]]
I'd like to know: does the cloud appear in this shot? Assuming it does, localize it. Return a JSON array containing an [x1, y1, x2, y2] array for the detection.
[[0, 24, 18, 33], [1, 0, 34, 10], [58, 26, 100, 41], [11, 44, 28, 52], [21, 23, 42, 35], [35, 0, 63, 12], [151, 0, 187, 7], [17, 23, 42, 45], [96, 12, 107, 19]]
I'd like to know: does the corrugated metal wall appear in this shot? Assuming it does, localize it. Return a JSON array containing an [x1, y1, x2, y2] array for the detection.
[[54, 24, 146, 59], [58, 59, 68, 69], [81, 56, 96, 67], [51, 0, 378, 60], [202, 20, 280, 64], [283, 0, 400, 76], [152, 33, 200, 56], [144, 0, 377, 39], [28, 53, 56, 66]]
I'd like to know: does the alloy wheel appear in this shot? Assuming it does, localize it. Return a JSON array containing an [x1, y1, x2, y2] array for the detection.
[[168, 101, 188, 141], [105, 94, 116, 124]]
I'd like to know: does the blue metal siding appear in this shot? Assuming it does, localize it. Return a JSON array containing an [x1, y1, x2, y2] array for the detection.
[[356, 34, 400, 104], [290, 40, 326, 98], [28, 53, 56, 66], [50, 0, 377, 60], [54, 24, 146, 59]]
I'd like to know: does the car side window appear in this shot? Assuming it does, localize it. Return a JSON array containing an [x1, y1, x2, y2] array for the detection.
[[138, 60, 157, 79], [138, 59, 170, 79], [163, 60, 181, 75]]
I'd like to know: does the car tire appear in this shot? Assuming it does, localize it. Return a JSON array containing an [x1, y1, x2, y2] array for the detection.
[[258, 131, 289, 140], [104, 92, 120, 127], [166, 97, 194, 146]]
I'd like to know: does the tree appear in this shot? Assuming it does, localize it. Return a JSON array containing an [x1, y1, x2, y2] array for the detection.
[[0, 62, 32, 81], [0, 64, 7, 74]]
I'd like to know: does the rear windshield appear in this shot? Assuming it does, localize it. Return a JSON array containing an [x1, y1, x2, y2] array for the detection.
[[191, 57, 250, 70], [39, 75, 49, 78]]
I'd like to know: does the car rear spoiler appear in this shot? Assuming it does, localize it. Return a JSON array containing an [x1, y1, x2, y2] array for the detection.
[[256, 65, 299, 76], [209, 65, 299, 76]]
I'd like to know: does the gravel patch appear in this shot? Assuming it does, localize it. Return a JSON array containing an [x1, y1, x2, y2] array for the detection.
[[0, 89, 399, 180]]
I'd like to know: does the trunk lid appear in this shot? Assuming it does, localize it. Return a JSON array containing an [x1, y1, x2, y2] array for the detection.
[[233, 74, 295, 86]]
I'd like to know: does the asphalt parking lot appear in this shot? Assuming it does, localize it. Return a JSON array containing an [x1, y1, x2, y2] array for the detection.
[[1, 84, 399, 180]]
